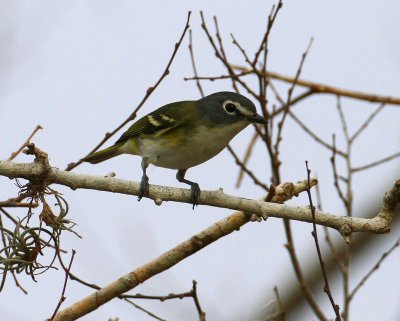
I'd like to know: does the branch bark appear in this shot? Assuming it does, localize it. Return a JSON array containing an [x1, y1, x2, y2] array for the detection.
[[0, 159, 398, 235]]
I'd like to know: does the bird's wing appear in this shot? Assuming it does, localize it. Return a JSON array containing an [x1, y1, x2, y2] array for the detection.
[[115, 101, 194, 144]]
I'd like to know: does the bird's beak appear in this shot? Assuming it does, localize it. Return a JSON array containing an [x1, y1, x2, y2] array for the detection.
[[247, 113, 267, 124]]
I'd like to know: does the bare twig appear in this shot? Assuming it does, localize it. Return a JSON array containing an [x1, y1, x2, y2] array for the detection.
[[184, 71, 251, 82], [123, 299, 166, 321], [305, 161, 342, 321], [49, 250, 76, 320], [252, 0, 283, 66], [273, 286, 286, 321], [348, 237, 400, 301], [330, 135, 349, 209], [199, 12, 258, 99], [7, 125, 43, 161], [227, 145, 269, 191], [316, 176, 346, 273], [351, 151, 400, 173], [283, 225, 328, 321], [336, 96, 350, 142], [289, 111, 347, 157], [273, 38, 313, 185], [188, 29, 205, 98], [65, 12, 192, 171], [235, 131, 259, 188], [191, 280, 206, 321], [350, 103, 385, 143], [126, 291, 192, 301], [213, 15, 240, 93]]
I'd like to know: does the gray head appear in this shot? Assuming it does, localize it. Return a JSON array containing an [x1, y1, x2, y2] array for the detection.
[[196, 91, 266, 126]]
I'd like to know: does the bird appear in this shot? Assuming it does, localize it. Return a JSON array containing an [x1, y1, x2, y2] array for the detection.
[[82, 91, 267, 208]]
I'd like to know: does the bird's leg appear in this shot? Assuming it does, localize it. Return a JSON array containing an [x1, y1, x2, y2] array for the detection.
[[138, 157, 150, 201], [176, 169, 200, 209]]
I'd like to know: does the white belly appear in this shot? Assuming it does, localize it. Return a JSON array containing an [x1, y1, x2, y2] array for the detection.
[[138, 123, 247, 169]]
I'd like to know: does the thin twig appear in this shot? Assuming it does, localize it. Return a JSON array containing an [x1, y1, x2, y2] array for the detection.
[[126, 292, 192, 300], [271, 89, 315, 117], [199, 12, 258, 99], [7, 125, 43, 161], [252, 0, 283, 66], [348, 237, 400, 301], [274, 38, 313, 157], [273, 286, 286, 321], [283, 224, 328, 321], [350, 103, 385, 143], [305, 161, 342, 321], [65, 12, 192, 171], [330, 135, 348, 208], [184, 71, 251, 82], [188, 29, 205, 98], [230, 33, 253, 67], [49, 249, 76, 320], [235, 131, 259, 188], [351, 151, 400, 173], [191, 280, 206, 321], [227, 145, 269, 191], [336, 96, 350, 142], [123, 298, 166, 321], [213, 15, 240, 93], [273, 38, 313, 184], [289, 111, 347, 157], [315, 175, 346, 273]]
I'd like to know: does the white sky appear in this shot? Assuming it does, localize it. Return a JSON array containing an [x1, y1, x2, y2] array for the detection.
[[0, 1, 399, 321]]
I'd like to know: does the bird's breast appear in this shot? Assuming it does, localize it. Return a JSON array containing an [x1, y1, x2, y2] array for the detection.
[[138, 123, 247, 169]]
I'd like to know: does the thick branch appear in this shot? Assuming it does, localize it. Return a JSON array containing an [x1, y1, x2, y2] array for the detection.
[[0, 160, 397, 235], [50, 179, 311, 320]]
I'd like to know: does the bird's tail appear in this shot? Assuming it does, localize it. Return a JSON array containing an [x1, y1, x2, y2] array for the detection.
[[82, 144, 123, 164]]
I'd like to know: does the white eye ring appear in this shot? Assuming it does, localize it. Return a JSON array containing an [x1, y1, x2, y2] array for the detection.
[[223, 101, 237, 115]]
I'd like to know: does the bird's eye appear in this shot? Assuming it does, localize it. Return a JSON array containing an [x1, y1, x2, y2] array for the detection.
[[224, 102, 237, 114]]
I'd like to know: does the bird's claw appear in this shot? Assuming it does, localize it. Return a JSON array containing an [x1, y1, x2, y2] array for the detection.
[[138, 176, 149, 201], [190, 183, 201, 209]]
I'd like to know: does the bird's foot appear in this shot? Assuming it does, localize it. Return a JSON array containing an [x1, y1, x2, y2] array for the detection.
[[190, 183, 201, 209], [138, 175, 149, 201]]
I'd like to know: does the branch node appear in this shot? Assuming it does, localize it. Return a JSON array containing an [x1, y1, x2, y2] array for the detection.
[[339, 224, 352, 244]]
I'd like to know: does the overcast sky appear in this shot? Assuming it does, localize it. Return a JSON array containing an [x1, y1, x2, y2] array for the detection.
[[1, 1, 399, 321]]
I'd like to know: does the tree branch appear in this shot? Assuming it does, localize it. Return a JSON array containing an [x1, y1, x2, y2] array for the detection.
[[49, 179, 313, 320], [0, 159, 398, 235], [231, 65, 400, 105]]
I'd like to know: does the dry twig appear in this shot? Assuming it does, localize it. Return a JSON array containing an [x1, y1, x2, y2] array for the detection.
[[273, 286, 286, 321], [7, 125, 43, 161], [49, 250, 76, 320], [305, 161, 342, 321], [348, 237, 400, 301]]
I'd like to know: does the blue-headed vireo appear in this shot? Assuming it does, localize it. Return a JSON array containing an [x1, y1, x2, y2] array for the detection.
[[83, 91, 266, 207]]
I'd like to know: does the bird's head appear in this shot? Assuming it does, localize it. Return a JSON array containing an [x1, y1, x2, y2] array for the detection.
[[196, 91, 267, 127]]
